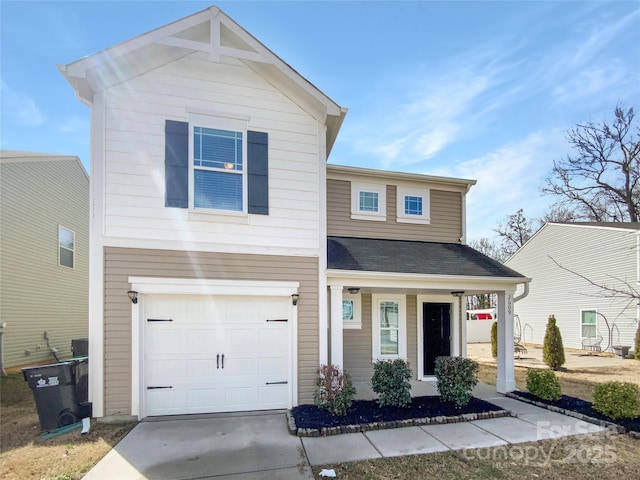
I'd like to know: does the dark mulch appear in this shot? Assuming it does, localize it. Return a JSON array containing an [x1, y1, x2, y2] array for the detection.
[[511, 390, 640, 433], [291, 396, 503, 429]]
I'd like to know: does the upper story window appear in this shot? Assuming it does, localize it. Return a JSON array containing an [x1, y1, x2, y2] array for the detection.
[[58, 225, 75, 268], [396, 186, 430, 224], [193, 127, 245, 212], [351, 182, 386, 221]]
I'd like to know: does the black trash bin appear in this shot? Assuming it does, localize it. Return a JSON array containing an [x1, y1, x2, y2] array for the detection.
[[22, 361, 81, 432], [71, 338, 88, 357], [72, 357, 92, 418]]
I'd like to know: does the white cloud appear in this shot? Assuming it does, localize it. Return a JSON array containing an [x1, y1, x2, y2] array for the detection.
[[0, 79, 45, 127], [432, 129, 567, 241], [58, 114, 89, 134]]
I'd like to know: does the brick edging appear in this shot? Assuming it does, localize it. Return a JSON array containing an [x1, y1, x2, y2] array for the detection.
[[287, 408, 513, 437], [505, 392, 637, 437]]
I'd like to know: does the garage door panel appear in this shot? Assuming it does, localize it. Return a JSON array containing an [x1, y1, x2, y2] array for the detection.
[[187, 329, 223, 352], [186, 358, 218, 377], [144, 294, 292, 416]]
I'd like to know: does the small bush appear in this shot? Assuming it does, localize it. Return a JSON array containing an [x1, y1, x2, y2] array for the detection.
[[542, 315, 565, 370], [526, 368, 561, 401], [593, 381, 639, 420], [634, 322, 640, 360], [434, 356, 479, 407], [490, 321, 498, 358], [313, 364, 356, 416], [371, 359, 412, 408]]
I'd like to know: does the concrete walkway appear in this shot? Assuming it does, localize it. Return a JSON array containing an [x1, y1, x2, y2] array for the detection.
[[82, 383, 605, 479]]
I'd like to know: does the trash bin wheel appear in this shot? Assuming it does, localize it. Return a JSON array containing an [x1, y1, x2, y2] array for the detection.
[[57, 408, 78, 427]]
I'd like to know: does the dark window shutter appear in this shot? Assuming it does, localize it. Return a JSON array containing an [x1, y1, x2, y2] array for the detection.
[[165, 120, 189, 208], [247, 131, 269, 215]]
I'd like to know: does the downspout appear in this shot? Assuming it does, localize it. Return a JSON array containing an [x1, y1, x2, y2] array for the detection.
[[514, 282, 529, 303]]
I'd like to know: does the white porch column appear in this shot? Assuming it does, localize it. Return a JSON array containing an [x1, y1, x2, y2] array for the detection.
[[329, 285, 344, 369], [496, 290, 516, 393]]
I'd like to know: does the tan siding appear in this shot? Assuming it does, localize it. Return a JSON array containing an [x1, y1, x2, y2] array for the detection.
[[103, 247, 319, 416], [0, 157, 89, 368], [343, 294, 373, 382], [327, 179, 462, 242]]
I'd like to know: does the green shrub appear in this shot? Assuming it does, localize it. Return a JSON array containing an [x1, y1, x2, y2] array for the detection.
[[490, 321, 498, 358], [313, 364, 356, 416], [593, 381, 639, 420], [434, 356, 479, 407], [543, 315, 565, 370], [371, 359, 412, 408], [635, 322, 640, 360], [526, 368, 562, 401]]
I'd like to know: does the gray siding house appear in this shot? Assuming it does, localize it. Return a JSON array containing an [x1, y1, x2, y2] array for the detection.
[[505, 223, 639, 352], [0, 151, 89, 369], [59, 6, 528, 421]]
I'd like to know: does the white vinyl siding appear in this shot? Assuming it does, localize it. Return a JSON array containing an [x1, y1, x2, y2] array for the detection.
[[102, 54, 322, 255], [506, 224, 638, 350]]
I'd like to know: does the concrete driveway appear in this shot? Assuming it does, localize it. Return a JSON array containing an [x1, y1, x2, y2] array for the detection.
[[82, 412, 313, 480]]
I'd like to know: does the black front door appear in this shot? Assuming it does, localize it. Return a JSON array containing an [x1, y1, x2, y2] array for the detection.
[[423, 303, 451, 375]]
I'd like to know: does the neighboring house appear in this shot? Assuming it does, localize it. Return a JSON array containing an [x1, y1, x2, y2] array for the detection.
[[59, 6, 528, 421], [505, 223, 639, 352], [0, 151, 89, 370]]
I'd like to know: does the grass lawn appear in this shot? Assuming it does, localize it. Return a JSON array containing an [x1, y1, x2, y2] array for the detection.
[[0, 373, 135, 480]]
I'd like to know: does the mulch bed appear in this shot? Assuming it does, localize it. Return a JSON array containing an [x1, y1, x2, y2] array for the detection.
[[509, 390, 640, 437], [288, 396, 510, 437]]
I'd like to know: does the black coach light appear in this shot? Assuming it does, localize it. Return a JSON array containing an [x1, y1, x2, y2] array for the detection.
[[127, 290, 138, 304], [291, 294, 300, 306]]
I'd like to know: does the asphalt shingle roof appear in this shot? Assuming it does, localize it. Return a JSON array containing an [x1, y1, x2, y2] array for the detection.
[[328, 236, 525, 278]]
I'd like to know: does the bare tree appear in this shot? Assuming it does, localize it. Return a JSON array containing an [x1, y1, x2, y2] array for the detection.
[[543, 104, 640, 222], [494, 209, 534, 258], [469, 237, 508, 263]]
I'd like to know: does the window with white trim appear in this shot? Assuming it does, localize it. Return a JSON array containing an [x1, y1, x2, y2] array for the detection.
[[351, 182, 386, 221], [58, 225, 75, 268], [581, 309, 597, 337], [396, 186, 430, 224], [193, 126, 245, 211], [372, 294, 406, 359], [342, 292, 362, 329]]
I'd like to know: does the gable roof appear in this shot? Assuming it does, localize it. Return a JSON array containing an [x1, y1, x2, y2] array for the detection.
[[0, 150, 89, 180], [328, 236, 525, 279], [505, 221, 640, 265], [58, 6, 347, 155]]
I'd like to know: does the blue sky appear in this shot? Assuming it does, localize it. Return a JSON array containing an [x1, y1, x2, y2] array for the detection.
[[1, 1, 639, 241]]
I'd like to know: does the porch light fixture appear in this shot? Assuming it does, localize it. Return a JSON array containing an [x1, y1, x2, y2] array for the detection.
[[291, 294, 300, 306], [451, 291, 464, 297], [127, 290, 138, 304], [347, 287, 360, 294]]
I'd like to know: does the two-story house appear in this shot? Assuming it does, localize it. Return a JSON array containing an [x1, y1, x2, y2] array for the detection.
[[60, 6, 527, 421]]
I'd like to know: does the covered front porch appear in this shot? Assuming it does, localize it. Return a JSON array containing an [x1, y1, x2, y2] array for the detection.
[[323, 236, 529, 394]]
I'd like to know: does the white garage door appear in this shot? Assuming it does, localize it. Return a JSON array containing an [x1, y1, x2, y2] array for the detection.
[[143, 294, 291, 416]]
